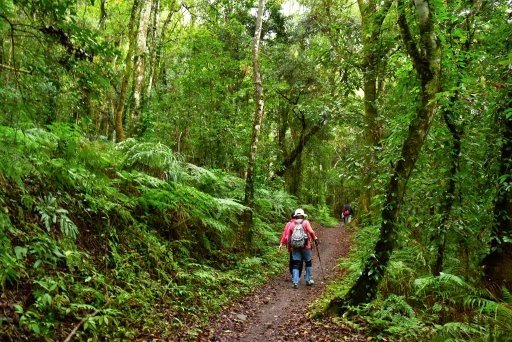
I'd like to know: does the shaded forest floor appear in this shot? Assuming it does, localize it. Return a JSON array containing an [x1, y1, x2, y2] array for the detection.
[[195, 222, 366, 341]]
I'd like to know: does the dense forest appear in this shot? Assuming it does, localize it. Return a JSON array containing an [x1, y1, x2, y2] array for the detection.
[[0, 0, 511, 340]]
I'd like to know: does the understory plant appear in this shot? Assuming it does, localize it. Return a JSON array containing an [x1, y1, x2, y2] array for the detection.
[[0, 125, 298, 340], [317, 215, 512, 341]]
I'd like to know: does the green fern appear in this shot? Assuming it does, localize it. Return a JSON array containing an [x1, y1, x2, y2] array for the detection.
[[414, 273, 471, 301], [380, 260, 416, 297], [117, 139, 181, 180], [349, 295, 428, 340], [432, 322, 485, 341], [465, 289, 512, 338]]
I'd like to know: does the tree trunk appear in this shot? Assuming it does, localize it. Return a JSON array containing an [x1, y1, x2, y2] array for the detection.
[[129, 0, 152, 135], [150, 2, 178, 93], [98, 0, 107, 30], [481, 89, 512, 293], [328, 0, 441, 311], [242, 0, 266, 245], [114, 0, 140, 142], [432, 104, 462, 275], [145, 0, 160, 99], [432, 3, 481, 274], [358, 0, 393, 220]]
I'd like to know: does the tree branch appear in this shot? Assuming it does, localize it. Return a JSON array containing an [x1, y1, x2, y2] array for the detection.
[[0, 63, 31, 74], [275, 118, 329, 177], [40, 25, 93, 62], [397, 0, 424, 80]]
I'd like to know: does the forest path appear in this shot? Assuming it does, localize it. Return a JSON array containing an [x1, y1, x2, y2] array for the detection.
[[197, 222, 366, 341]]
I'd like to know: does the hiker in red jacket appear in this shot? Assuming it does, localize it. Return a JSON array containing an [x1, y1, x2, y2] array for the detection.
[[279, 212, 304, 279], [278, 208, 319, 288]]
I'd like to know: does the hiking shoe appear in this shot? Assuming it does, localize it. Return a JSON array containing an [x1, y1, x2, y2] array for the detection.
[[306, 280, 314, 286], [293, 283, 298, 289]]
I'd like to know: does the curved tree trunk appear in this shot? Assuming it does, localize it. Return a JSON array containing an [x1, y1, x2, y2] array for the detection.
[[431, 1, 482, 275], [329, 0, 441, 310], [275, 118, 328, 178]]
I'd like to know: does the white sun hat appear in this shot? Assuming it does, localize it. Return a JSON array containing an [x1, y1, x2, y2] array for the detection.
[[294, 208, 307, 217]]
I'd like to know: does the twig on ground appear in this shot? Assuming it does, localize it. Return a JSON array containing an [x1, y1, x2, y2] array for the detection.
[[63, 298, 111, 342]]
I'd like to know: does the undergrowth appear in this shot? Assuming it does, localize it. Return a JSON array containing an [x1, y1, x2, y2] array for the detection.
[[0, 124, 303, 340], [313, 221, 512, 341]]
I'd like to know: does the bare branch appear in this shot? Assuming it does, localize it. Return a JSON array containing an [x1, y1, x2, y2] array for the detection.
[[0, 64, 31, 74]]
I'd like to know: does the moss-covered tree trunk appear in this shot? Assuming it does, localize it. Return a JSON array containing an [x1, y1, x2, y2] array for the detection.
[[358, 0, 393, 220], [328, 0, 441, 310], [242, 0, 266, 245], [432, 105, 462, 276], [275, 118, 327, 179], [129, 0, 152, 135], [481, 89, 512, 292], [114, 0, 140, 142]]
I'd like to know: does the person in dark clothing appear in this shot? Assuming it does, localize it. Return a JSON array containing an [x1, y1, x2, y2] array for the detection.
[[341, 203, 354, 224]]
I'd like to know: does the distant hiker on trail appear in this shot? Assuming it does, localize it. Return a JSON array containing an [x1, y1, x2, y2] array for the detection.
[[278, 208, 319, 288], [279, 212, 304, 279], [341, 203, 353, 224]]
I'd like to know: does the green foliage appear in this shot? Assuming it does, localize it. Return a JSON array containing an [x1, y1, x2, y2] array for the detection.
[[326, 271, 512, 341], [0, 0, 509, 339], [302, 204, 339, 227], [464, 289, 512, 341], [116, 139, 182, 181], [0, 238, 26, 289], [36, 195, 78, 239], [255, 188, 297, 222], [350, 295, 429, 340], [0, 124, 297, 340]]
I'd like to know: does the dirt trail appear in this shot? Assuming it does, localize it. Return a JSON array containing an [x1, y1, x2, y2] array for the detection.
[[197, 222, 365, 341]]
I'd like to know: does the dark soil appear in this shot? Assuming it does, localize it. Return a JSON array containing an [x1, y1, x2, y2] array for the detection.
[[196, 222, 366, 341]]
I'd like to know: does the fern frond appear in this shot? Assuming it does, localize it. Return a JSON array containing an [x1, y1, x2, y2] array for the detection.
[[414, 273, 471, 298], [214, 198, 247, 218], [502, 288, 512, 304], [465, 295, 512, 333], [433, 322, 485, 341], [24, 128, 59, 151], [117, 139, 182, 181]]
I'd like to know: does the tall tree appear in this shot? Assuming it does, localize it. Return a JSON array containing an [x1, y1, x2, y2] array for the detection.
[[242, 0, 266, 242], [481, 90, 512, 292], [114, 0, 140, 142], [145, 0, 161, 98], [358, 0, 393, 219], [329, 0, 441, 309], [430, 1, 480, 274], [129, 0, 153, 135]]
